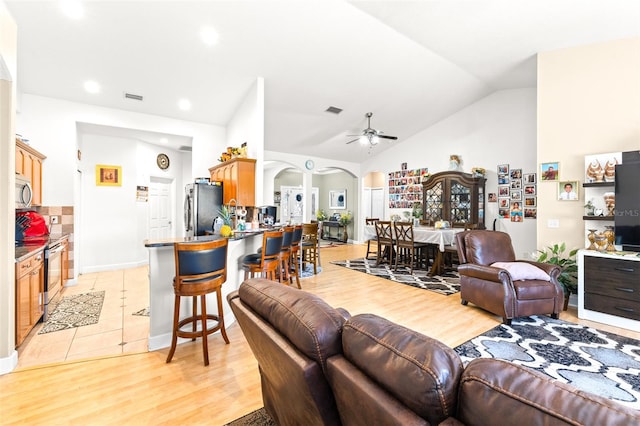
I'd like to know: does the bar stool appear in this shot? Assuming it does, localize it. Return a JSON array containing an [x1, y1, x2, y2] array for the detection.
[[288, 225, 303, 289], [301, 223, 320, 274], [167, 238, 229, 366], [242, 230, 283, 281], [277, 226, 295, 283]]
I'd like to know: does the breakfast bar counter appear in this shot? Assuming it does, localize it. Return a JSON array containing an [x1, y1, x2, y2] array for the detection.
[[144, 231, 263, 351]]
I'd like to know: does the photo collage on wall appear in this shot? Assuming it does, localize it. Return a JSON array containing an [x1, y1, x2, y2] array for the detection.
[[494, 164, 537, 221], [388, 163, 430, 209]]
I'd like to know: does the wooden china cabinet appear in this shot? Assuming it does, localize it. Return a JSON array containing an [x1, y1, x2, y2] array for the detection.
[[421, 171, 486, 229]]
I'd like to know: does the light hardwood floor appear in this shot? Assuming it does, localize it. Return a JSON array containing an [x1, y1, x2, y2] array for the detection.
[[3, 243, 639, 425]]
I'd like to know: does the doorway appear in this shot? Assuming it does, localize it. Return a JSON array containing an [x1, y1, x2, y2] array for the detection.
[[149, 177, 175, 239]]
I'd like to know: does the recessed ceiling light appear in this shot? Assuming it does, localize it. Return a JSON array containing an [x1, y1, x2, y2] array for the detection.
[[59, 0, 84, 20], [84, 80, 100, 94], [178, 99, 191, 111], [200, 26, 219, 46]]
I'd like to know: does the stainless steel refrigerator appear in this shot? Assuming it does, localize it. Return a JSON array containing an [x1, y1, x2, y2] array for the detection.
[[184, 182, 223, 237]]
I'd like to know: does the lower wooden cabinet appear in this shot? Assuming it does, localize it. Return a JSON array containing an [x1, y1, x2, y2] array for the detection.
[[16, 249, 45, 347], [578, 250, 640, 332]]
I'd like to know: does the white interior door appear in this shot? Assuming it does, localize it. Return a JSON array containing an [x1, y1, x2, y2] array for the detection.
[[371, 187, 384, 220], [149, 178, 173, 239]]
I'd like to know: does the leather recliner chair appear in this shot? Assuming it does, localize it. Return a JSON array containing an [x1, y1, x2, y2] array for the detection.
[[455, 230, 564, 324]]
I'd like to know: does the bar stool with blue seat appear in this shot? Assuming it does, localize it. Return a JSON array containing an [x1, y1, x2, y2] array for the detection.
[[167, 238, 229, 366], [288, 225, 303, 288], [277, 226, 295, 284], [242, 230, 283, 281]]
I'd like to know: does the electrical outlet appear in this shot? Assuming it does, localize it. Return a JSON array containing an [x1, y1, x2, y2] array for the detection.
[[50, 216, 59, 224]]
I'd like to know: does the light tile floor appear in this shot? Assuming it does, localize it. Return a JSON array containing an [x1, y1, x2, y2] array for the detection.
[[16, 266, 150, 369]]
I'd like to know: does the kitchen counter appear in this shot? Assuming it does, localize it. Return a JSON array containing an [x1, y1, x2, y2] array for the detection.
[[15, 233, 69, 261], [144, 231, 264, 351]]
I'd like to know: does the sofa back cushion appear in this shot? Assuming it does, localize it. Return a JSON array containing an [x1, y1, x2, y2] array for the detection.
[[462, 230, 516, 266], [458, 358, 640, 425], [329, 314, 463, 425]]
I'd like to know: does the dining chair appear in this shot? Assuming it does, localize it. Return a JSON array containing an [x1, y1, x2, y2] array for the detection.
[[301, 223, 320, 274], [167, 238, 229, 366], [374, 221, 394, 267], [393, 222, 430, 274], [443, 222, 478, 270], [365, 218, 379, 260]]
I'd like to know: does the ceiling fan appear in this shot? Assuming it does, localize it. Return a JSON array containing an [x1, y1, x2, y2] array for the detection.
[[346, 112, 398, 147]]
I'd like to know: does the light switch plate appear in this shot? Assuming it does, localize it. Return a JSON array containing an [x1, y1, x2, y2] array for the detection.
[[547, 219, 559, 228]]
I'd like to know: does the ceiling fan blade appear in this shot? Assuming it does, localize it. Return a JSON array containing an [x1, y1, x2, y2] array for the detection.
[[378, 135, 398, 140], [346, 138, 360, 144]]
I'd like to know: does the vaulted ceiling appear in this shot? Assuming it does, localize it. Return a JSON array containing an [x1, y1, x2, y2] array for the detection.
[[6, 1, 640, 162]]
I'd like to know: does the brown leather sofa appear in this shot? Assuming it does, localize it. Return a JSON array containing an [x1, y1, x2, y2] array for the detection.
[[228, 279, 640, 425], [455, 230, 565, 324]]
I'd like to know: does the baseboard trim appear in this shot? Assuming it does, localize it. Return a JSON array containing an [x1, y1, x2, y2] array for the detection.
[[0, 350, 18, 375]]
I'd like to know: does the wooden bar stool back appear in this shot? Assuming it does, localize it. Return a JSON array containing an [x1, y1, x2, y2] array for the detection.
[[301, 223, 320, 274], [288, 225, 303, 288], [278, 226, 295, 283], [242, 230, 283, 281], [167, 238, 229, 366]]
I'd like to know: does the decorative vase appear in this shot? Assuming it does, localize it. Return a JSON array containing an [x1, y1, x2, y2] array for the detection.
[[604, 192, 615, 216], [604, 158, 617, 182], [342, 228, 348, 243], [595, 233, 607, 252], [586, 229, 597, 250], [603, 226, 615, 251], [586, 160, 602, 182]]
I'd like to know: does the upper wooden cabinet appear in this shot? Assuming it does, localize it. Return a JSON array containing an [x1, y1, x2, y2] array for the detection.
[[421, 171, 486, 229], [16, 140, 46, 206], [209, 158, 256, 206]]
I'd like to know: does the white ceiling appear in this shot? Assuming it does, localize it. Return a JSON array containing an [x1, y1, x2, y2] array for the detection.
[[6, 1, 640, 163]]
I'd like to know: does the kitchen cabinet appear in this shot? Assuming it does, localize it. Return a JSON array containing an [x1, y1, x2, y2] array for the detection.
[[15, 140, 46, 206], [209, 158, 256, 207], [421, 171, 486, 228], [16, 249, 45, 347]]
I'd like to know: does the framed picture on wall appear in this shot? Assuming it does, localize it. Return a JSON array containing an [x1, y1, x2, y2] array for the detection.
[[540, 162, 560, 181], [558, 180, 579, 201], [96, 164, 122, 186], [329, 189, 347, 209]]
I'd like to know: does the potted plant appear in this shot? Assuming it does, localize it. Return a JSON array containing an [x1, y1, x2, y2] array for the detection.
[[537, 242, 578, 309], [339, 211, 353, 242]]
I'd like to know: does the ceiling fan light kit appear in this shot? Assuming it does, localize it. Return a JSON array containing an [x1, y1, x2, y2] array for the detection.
[[347, 112, 397, 149]]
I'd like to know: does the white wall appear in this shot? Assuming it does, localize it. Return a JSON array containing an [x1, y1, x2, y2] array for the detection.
[[0, 0, 18, 373], [79, 134, 188, 272], [362, 88, 538, 257], [16, 94, 226, 206], [226, 78, 265, 205]]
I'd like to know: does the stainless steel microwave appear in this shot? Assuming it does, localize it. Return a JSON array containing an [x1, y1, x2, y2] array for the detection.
[[15, 174, 33, 208]]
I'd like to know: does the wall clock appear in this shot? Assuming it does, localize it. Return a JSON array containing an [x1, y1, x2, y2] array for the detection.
[[305, 159, 315, 170], [157, 153, 170, 170]]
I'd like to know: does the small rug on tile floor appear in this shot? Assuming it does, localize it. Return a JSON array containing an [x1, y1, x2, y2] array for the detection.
[[224, 407, 275, 426], [132, 307, 150, 316], [39, 291, 105, 334], [331, 258, 459, 296], [454, 315, 640, 410]]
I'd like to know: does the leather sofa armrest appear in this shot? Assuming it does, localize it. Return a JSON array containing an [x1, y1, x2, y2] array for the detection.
[[457, 264, 510, 284], [336, 307, 351, 321]]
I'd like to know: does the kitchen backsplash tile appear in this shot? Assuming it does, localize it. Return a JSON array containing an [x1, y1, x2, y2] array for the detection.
[[35, 205, 75, 279]]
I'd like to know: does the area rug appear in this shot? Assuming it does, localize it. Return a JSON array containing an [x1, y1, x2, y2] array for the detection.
[[454, 315, 640, 410], [224, 407, 275, 426], [331, 258, 459, 296], [39, 291, 105, 334]]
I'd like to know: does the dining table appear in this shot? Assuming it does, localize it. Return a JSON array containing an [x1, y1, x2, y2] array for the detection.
[[364, 224, 463, 276]]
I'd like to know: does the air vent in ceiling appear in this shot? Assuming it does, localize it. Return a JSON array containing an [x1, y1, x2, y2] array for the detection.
[[325, 106, 343, 114], [124, 92, 144, 101], [178, 145, 192, 152]]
